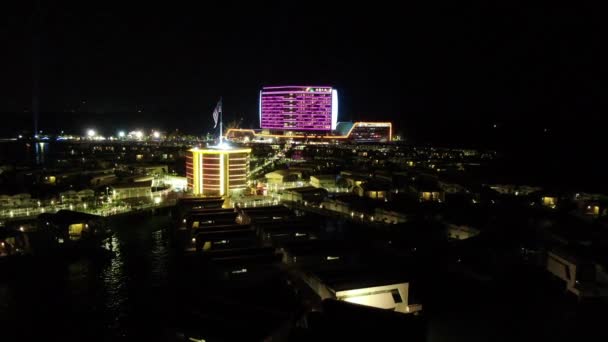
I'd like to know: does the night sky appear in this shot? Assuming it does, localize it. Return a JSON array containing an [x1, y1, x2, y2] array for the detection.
[[0, 2, 604, 142]]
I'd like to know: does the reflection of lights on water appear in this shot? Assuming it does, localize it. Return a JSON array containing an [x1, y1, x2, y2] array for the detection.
[[188, 337, 207, 342]]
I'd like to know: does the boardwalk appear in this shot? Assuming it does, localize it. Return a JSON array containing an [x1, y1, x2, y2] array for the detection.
[[0, 197, 179, 222]]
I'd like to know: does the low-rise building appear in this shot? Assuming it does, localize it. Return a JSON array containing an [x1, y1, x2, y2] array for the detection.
[[0, 193, 36, 208], [265, 170, 301, 186], [419, 190, 444, 202], [282, 186, 328, 204], [38, 210, 110, 243], [310, 174, 337, 189], [374, 208, 409, 224], [489, 184, 542, 196], [111, 181, 152, 200], [299, 267, 414, 314], [546, 249, 608, 299], [355, 181, 391, 200], [541, 195, 558, 208], [90, 174, 118, 186], [447, 224, 480, 240]]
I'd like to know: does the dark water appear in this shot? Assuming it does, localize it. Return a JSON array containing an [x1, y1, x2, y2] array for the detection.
[[2, 212, 608, 342], [0, 141, 50, 166], [0, 215, 175, 342]]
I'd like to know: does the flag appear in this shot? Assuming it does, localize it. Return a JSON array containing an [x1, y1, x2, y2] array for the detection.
[[212, 98, 222, 128]]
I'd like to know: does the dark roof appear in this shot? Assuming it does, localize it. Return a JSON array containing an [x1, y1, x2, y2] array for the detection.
[[316, 299, 426, 340], [187, 208, 235, 215], [311, 174, 337, 180], [111, 180, 152, 189], [188, 212, 238, 220], [284, 186, 328, 194], [38, 210, 102, 225], [281, 240, 360, 257], [0, 229, 25, 239], [309, 267, 409, 292], [178, 196, 223, 204], [239, 205, 294, 217], [192, 224, 251, 235], [359, 181, 391, 192]]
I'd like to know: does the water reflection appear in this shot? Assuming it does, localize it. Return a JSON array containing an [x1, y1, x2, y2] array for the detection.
[[150, 229, 169, 288], [34, 142, 48, 165], [103, 235, 126, 312]]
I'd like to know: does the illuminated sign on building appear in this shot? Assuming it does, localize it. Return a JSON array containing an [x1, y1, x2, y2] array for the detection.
[[260, 86, 338, 131]]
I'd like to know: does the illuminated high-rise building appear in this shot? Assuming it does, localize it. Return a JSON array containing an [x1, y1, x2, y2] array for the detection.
[[260, 86, 338, 131], [186, 146, 251, 196]]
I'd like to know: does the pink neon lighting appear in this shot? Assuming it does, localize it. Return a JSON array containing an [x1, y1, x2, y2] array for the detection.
[[260, 86, 336, 131]]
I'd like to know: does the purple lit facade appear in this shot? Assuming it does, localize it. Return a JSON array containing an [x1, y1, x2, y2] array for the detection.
[[260, 86, 338, 131]]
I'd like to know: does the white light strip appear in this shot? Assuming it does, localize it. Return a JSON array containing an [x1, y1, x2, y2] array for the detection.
[[331, 89, 338, 130], [219, 154, 225, 196], [199, 152, 203, 194]]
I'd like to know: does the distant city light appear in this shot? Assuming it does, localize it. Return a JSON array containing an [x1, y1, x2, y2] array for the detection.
[[118, 131, 126, 138], [129, 130, 144, 139], [87, 129, 96, 137], [153, 131, 161, 139]]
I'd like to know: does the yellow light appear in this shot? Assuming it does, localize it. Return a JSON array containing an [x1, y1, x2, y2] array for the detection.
[[225, 122, 392, 140]]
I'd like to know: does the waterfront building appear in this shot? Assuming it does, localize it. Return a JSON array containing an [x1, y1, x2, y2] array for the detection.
[[111, 180, 153, 200], [225, 121, 392, 143], [186, 145, 251, 196]]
